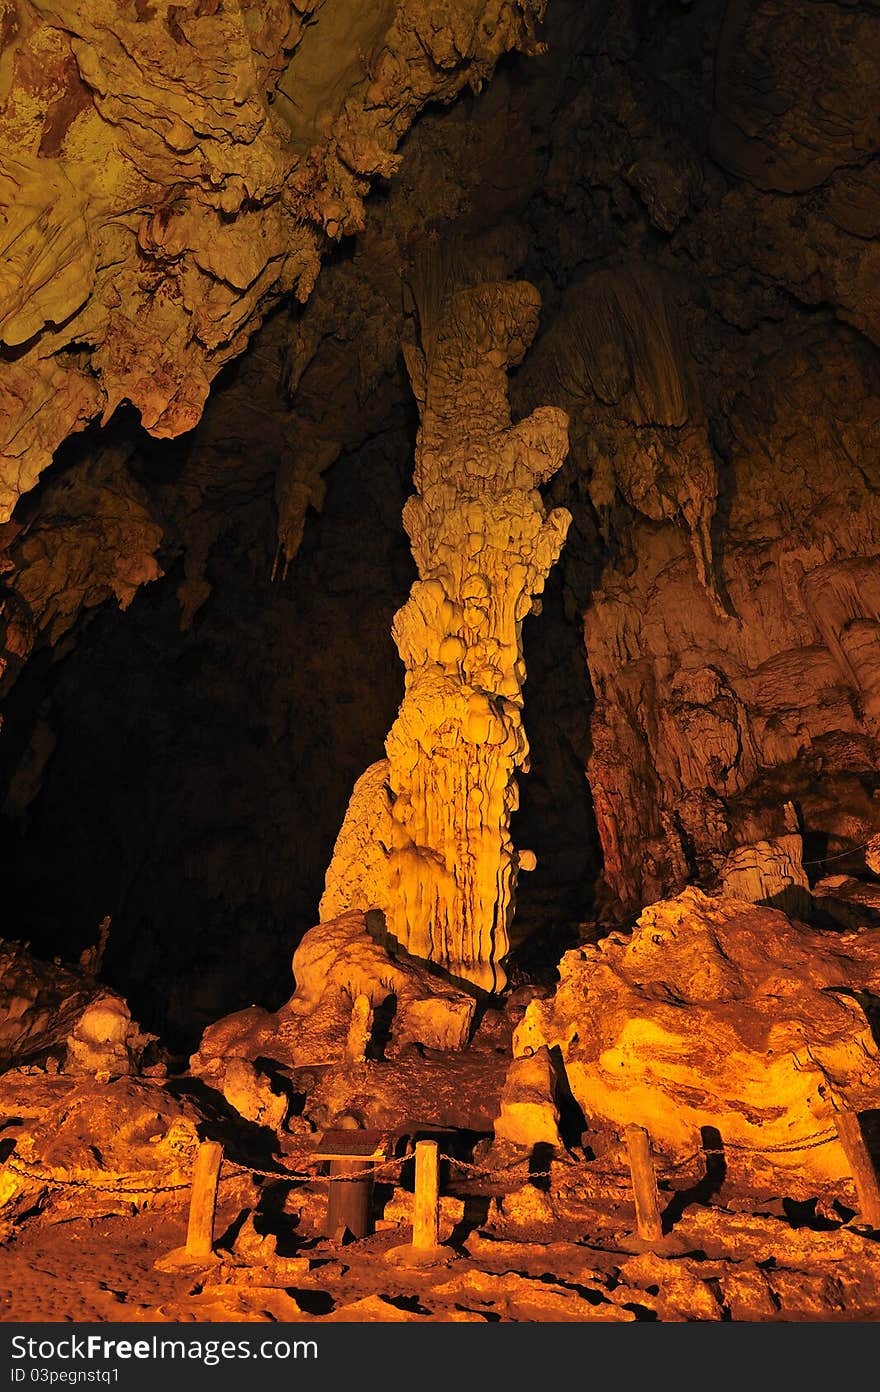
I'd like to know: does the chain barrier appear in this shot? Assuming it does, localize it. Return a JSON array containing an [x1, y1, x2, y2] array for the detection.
[[663, 1128, 838, 1172], [2, 1155, 191, 1194], [2, 1151, 410, 1192], [227, 1155, 409, 1185], [0, 1123, 841, 1195]]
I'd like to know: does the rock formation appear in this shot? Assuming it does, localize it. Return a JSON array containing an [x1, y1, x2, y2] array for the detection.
[[0, 0, 549, 520], [516, 888, 880, 1195], [323, 274, 570, 991], [192, 907, 477, 1084], [0, 935, 152, 1073], [0, 1076, 208, 1226]]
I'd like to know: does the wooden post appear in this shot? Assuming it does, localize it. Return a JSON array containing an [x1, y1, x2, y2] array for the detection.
[[413, 1140, 440, 1251], [625, 1124, 664, 1243], [835, 1111, 880, 1229], [185, 1140, 223, 1260], [326, 1159, 374, 1239]]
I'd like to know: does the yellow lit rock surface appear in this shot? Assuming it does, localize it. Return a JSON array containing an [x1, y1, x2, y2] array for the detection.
[[64, 993, 155, 1079], [493, 1044, 562, 1152], [515, 887, 880, 1193], [192, 908, 476, 1091], [0, 0, 548, 518], [319, 761, 392, 922], [324, 277, 570, 992]]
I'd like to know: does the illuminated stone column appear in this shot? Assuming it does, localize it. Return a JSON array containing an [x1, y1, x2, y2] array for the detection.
[[323, 279, 570, 993]]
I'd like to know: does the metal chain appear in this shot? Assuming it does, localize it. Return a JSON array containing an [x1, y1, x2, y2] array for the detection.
[[663, 1129, 837, 1172], [2, 1155, 191, 1194], [1, 1123, 840, 1195], [226, 1155, 409, 1184]]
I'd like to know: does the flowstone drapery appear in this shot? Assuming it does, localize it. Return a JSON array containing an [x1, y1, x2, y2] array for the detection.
[[323, 279, 570, 992]]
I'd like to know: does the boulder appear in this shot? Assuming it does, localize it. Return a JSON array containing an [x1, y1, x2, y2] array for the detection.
[[515, 888, 880, 1193], [493, 1045, 562, 1152], [191, 911, 478, 1125]]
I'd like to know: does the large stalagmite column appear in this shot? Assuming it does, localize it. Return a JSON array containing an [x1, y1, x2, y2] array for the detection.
[[323, 279, 570, 993]]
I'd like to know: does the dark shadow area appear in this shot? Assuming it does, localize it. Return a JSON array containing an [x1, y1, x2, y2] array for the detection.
[[662, 1125, 727, 1232], [368, 995, 398, 1062], [529, 1141, 554, 1192], [0, 416, 416, 1052], [780, 1197, 842, 1232], [448, 1194, 492, 1248], [509, 549, 601, 982], [549, 1044, 588, 1154], [288, 1289, 335, 1315]]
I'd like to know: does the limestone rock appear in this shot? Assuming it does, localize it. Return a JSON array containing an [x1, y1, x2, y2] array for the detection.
[[8, 446, 163, 645], [515, 888, 880, 1194], [565, 328, 880, 917], [64, 993, 155, 1080], [191, 909, 477, 1106], [325, 274, 570, 992], [0, 938, 144, 1072], [493, 1044, 562, 1152], [812, 875, 880, 932], [193, 1056, 288, 1133], [0, 1077, 200, 1219], [319, 761, 392, 923], [0, 0, 549, 520], [717, 833, 810, 918]]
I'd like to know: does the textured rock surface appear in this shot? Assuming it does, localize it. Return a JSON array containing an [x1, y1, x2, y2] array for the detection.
[[192, 908, 477, 1086], [0, 1077, 200, 1220], [0, 936, 147, 1071], [717, 832, 811, 918], [516, 888, 880, 1194], [0, 0, 549, 519], [492, 1043, 561, 1152], [64, 993, 155, 1079], [325, 275, 570, 991], [0, 0, 879, 1039]]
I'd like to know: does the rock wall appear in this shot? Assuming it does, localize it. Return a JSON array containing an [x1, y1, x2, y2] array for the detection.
[[1, 0, 880, 1027]]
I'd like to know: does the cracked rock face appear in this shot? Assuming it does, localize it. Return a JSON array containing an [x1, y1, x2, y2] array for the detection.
[[0, 0, 547, 517]]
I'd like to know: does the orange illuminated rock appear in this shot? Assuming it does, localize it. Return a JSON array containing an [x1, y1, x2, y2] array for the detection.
[[0, 937, 152, 1075], [324, 276, 570, 992], [515, 888, 880, 1194], [493, 1044, 562, 1152], [0, 1077, 200, 1220], [191, 908, 477, 1105]]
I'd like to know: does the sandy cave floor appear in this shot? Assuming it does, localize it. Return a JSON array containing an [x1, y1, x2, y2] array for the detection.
[[3, 1163, 880, 1323]]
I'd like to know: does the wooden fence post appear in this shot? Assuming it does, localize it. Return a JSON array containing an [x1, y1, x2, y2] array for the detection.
[[185, 1140, 223, 1260], [155, 1138, 223, 1271], [625, 1124, 664, 1243], [413, 1140, 440, 1251], [835, 1111, 880, 1229]]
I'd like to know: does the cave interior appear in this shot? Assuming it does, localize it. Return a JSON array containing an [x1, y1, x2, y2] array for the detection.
[[1, 0, 880, 1325]]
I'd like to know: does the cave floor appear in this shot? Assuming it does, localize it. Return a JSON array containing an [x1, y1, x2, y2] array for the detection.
[[3, 1170, 880, 1323]]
